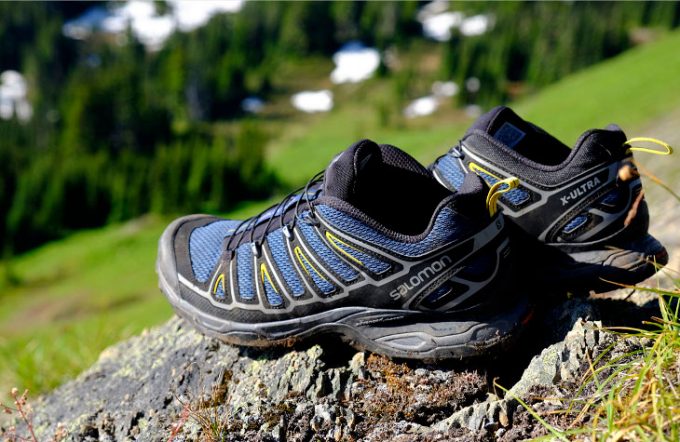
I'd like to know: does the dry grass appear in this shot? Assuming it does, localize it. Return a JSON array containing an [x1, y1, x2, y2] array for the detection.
[[573, 287, 680, 441], [513, 276, 680, 442], [167, 369, 232, 442], [0, 388, 66, 442], [511, 154, 680, 441]]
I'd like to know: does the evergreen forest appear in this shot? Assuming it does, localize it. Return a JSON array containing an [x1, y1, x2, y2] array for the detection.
[[1, 1, 678, 254]]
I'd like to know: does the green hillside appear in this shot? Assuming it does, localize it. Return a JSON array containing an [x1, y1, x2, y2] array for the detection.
[[269, 28, 680, 186], [2, 29, 680, 400]]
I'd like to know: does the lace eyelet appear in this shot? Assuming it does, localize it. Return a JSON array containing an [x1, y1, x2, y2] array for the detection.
[[282, 225, 294, 241], [449, 144, 464, 159], [301, 212, 319, 226], [251, 242, 261, 258]]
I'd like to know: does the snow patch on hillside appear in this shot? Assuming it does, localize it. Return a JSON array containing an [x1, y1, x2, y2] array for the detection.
[[0, 71, 32, 122], [63, 0, 243, 51], [331, 42, 380, 84], [417, 1, 493, 41], [291, 90, 334, 113]]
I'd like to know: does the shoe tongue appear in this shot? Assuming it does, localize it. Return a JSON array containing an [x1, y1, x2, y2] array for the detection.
[[323, 139, 382, 201], [467, 105, 572, 165], [323, 139, 430, 202], [323, 139, 453, 234], [466, 106, 534, 147]]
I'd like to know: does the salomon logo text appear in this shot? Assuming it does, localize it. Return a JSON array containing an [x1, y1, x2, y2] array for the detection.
[[389, 255, 453, 300]]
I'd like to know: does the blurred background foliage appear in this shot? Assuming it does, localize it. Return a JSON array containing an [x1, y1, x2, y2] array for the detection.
[[1, 1, 678, 254], [1, 0, 680, 402]]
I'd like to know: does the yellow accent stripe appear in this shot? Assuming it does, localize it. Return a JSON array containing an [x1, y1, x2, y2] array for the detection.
[[469, 162, 502, 181], [260, 263, 279, 294], [212, 273, 225, 295], [325, 231, 363, 265], [486, 177, 520, 217], [294, 246, 330, 283], [625, 137, 673, 156]]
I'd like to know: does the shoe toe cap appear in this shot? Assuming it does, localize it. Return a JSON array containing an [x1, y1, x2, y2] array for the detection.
[[157, 214, 224, 296]]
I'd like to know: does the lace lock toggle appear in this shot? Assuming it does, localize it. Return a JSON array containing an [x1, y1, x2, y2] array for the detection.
[[486, 177, 521, 217]]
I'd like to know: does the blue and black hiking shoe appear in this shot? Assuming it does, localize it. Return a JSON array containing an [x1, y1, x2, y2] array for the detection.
[[432, 106, 672, 295], [157, 140, 530, 360]]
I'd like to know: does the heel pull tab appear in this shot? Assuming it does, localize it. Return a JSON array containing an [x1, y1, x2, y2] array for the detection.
[[486, 177, 520, 217]]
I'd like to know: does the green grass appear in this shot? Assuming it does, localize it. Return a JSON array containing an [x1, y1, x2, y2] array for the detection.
[[526, 280, 680, 441], [587, 291, 680, 441], [0, 216, 167, 395], [0, 200, 273, 400], [2, 29, 680, 402], [269, 29, 680, 187], [516, 29, 680, 142]]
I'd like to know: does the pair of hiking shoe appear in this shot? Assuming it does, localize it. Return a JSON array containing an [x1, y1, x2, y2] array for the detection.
[[156, 106, 672, 360]]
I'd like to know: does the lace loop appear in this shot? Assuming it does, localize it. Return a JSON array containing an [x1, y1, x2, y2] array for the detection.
[[625, 137, 673, 156]]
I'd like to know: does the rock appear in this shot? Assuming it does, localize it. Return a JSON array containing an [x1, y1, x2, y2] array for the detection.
[[7, 317, 486, 441], [2, 276, 670, 441], [510, 319, 612, 397], [432, 317, 616, 433]]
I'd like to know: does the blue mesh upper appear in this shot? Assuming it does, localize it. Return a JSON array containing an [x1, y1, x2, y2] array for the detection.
[[297, 248, 336, 294], [600, 189, 620, 206], [214, 277, 225, 299], [317, 205, 470, 257], [236, 244, 256, 300], [330, 238, 391, 274], [562, 214, 589, 234], [189, 220, 241, 283], [436, 155, 466, 189], [424, 284, 451, 303], [474, 170, 530, 206], [266, 229, 306, 297], [261, 266, 283, 306], [298, 218, 359, 283]]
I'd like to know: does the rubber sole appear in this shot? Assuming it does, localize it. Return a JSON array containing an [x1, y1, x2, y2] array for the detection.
[[156, 214, 532, 360], [157, 260, 531, 361]]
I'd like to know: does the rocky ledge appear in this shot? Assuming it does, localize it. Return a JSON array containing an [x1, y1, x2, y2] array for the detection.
[[1, 282, 669, 442]]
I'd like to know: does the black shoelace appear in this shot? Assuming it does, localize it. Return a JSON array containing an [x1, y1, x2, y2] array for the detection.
[[224, 170, 325, 258]]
